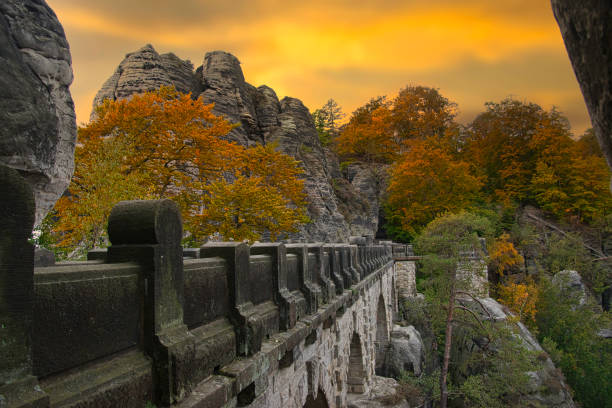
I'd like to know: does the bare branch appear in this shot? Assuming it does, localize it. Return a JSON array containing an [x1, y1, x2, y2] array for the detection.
[[455, 291, 493, 321], [454, 305, 491, 348]]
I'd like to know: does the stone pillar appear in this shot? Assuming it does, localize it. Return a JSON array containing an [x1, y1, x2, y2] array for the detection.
[[251, 243, 297, 330], [107, 199, 194, 405], [336, 245, 352, 288], [0, 166, 49, 407]]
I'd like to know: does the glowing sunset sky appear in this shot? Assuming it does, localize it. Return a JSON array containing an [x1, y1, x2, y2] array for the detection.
[[45, 0, 591, 135]]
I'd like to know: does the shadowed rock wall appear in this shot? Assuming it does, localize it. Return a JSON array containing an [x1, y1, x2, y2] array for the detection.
[[551, 0, 612, 186], [0, 0, 77, 225]]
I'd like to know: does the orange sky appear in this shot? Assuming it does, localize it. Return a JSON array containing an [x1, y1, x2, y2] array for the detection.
[[45, 0, 591, 135]]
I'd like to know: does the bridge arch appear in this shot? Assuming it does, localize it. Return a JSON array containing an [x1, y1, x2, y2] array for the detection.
[[375, 294, 389, 375], [347, 332, 366, 394], [303, 388, 329, 408]]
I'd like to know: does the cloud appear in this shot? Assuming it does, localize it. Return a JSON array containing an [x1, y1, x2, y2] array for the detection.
[[46, 0, 587, 134]]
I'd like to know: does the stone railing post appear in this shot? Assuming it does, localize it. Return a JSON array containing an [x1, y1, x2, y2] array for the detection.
[[286, 244, 321, 314], [308, 244, 335, 304], [364, 245, 372, 274], [323, 244, 344, 294], [0, 166, 49, 407], [251, 243, 297, 331], [199, 242, 263, 356], [107, 199, 194, 405], [336, 245, 352, 288], [350, 237, 367, 279], [348, 245, 360, 284]]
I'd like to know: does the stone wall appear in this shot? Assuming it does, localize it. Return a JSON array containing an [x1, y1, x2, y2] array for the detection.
[[0, 178, 403, 408]]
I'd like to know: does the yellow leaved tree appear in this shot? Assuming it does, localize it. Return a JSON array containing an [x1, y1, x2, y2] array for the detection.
[[52, 86, 308, 256]]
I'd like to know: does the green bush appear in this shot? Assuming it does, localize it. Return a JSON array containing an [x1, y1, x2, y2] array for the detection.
[[537, 277, 612, 408]]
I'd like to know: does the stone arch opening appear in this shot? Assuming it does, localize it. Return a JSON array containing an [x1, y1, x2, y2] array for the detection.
[[375, 294, 389, 375], [303, 388, 329, 408], [347, 332, 366, 394]]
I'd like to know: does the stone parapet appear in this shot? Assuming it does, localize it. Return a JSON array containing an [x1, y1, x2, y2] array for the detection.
[[3, 198, 398, 407]]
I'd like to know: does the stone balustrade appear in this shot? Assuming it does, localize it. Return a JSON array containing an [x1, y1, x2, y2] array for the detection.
[[1, 169, 406, 408]]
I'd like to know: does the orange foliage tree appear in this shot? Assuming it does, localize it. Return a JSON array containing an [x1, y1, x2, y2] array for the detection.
[[488, 233, 524, 276], [53, 87, 308, 254], [464, 98, 612, 221], [386, 136, 483, 238], [497, 280, 539, 324], [193, 143, 309, 243]]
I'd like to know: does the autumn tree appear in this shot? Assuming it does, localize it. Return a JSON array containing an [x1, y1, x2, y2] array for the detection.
[[497, 280, 538, 324], [386, 136, 482, 239], [193, 143, 309, 243], [335, 87, 458, 163], [488, 233, 524, 276], [52, 86, 308, 255], [391, 85, 458, 143], [464, 98, 612, 222], [335, 103, 396, 164]]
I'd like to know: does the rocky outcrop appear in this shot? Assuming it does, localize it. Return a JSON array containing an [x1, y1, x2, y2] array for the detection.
[[92, 44, 197, 114], [0, 0, 76, 225], [552, 270, 588, 306], [460, 297, 576, 408], [551, 1, 612, 186], [345, 163, 387, 237], [383, 325, 425, 378], [92, 45, 374, 241]]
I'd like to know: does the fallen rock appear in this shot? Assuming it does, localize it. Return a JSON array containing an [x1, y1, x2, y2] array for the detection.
[[461, 297, 576, 408]]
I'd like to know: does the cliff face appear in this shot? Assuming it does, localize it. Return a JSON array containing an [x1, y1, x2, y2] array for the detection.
[[551, 0, 612, 187], [92, 45, 377, 242], [0, 0, 77, 225]]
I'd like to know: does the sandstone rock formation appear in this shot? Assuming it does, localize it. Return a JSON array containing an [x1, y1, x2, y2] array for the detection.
[[551, 1, 612, 186], [461, 297, 576, 408], [383, 325, 425, 378], [0, 0, 76, 225], [92, 45, 375, 241], [92, 44, 197, 116], [552, 270, 588, 307]]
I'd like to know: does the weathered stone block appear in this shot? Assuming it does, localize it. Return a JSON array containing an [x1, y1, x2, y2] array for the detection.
[[0, 165, 48, 407]]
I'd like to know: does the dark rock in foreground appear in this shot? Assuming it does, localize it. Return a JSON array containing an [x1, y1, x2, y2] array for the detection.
[[0, 0, 76, 225], [551, 0, 612, 185]]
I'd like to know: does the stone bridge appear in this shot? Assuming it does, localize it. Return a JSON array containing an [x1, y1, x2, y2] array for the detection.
[[0, 168, 414, 408]]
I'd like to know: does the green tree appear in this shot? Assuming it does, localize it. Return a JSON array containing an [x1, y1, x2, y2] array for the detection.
[[537, 277, 612, 408], [311, 98, 345, 145], [415, 212, 495, 408]]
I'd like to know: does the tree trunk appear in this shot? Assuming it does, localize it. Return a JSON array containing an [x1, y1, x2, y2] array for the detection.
[[440, 275, 456, 408]]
